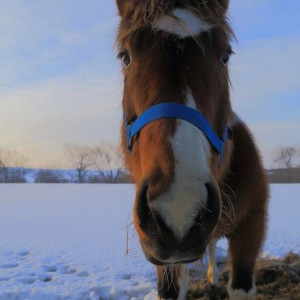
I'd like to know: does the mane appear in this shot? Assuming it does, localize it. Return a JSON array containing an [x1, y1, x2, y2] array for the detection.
[[116, 0, 235, 47]]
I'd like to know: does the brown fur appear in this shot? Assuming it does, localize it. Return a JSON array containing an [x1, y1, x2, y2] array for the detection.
[[116, 0, 234, 49], [115, 1, 268, 299]]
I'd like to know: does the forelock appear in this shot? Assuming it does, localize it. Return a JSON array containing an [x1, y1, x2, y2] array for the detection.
[[116, 0, 234, 47]]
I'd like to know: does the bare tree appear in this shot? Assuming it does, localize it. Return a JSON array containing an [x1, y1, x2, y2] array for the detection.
[[273, 147, 298, 169], [0, 148, 28, 183], [92, 144, 123, 183], [273, 146, 299, 183], [64, 144, 94, 183], [35, 169, 67, 183]]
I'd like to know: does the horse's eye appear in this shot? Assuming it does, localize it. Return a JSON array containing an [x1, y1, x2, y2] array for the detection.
[[221, 49, 233, 67], [118, 51, 131, 68]]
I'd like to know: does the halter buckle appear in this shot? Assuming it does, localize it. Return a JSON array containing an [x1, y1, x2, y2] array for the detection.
[[125, 122, 133, 152]]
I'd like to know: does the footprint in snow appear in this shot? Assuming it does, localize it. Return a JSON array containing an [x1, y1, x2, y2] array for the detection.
[[44, 265, 58, 272], [17, 250, 30, 257], [122, 273, 131, 280], [43, 262, 90, 278], [18, 277, 36, 284], [76, 270, 89, 277], [43, 263, 76, 274], [59, 266, 77, 274], [17, 273, 52, 285], [39, 274, 52, 282], [0, 263, 19, 269]]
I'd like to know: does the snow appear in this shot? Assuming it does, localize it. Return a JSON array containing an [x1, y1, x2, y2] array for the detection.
[[0, 184, 299, 299]]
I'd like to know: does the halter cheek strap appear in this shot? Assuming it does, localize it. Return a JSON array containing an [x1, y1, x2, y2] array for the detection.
[[124, 103, 231, 163]]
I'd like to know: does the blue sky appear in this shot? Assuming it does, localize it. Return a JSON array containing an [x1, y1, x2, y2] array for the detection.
[[0, 0, 299, 168]]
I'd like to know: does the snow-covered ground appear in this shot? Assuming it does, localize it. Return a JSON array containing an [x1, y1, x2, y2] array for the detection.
[[0, 184, 299, 300]]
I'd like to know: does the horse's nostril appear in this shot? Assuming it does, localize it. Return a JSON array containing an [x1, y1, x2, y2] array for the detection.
[[194, 210, 204, 227], [188, 182, 221, 238], [205, 181, 221, 220], [136, 184, 152, 229]]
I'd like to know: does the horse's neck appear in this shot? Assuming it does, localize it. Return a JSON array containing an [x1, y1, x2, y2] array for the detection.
[[229, 111, 242, 128]]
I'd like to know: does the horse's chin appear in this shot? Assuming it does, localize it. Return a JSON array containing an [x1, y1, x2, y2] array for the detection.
[[140, 243, 202, 266]]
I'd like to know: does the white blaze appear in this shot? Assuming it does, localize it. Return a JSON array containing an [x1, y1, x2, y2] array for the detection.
[[153, 8, 213, 38], [151, 92, 211, 240]]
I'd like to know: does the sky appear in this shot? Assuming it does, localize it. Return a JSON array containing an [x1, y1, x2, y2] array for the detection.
[[0, 0, 299, 169]]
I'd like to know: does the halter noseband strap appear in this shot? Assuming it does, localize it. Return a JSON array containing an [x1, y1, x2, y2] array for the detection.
[[124, 103, 231, 163]]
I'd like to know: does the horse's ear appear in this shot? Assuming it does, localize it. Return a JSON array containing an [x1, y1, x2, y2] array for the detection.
[[216, 0, 229, 14], [218, 0, 229, 10], [210, 0, 229, 15], [116, 0, 133, 17]]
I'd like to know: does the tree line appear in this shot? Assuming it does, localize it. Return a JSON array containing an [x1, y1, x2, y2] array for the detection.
[[1, 145, 300, 183], [0, 148, 28, 183], [0, 144, 132, 184]]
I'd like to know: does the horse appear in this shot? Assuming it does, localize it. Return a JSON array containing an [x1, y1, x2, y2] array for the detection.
[[115, 1, 268, 299]]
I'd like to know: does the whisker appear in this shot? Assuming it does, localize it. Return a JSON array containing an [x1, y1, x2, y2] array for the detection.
[[198, 200, 213, 214], [220, 189, 236, 226], [222, 182, 237, 200]]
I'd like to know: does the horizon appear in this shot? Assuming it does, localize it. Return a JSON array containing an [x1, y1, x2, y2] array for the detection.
[[1, 1, 300, 169]]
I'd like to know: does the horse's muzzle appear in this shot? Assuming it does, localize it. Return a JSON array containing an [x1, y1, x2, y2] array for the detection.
[[140, 242, 203, 266], [134, 181, 222, 265]]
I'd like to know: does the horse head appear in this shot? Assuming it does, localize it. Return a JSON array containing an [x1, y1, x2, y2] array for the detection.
[[116, 0, 233, 265]]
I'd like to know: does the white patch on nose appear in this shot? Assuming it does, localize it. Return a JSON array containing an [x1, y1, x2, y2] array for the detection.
[[153, 8, 213, 38], [151, 92, 211, 239]]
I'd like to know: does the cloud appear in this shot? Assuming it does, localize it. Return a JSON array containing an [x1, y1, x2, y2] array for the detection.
[[0, 0, 119, 90], [226, 1, 300, 168], [0, 63, 123, 167], [1, 0, 299, 169], [228, 37, 300, 167], [0, 0, 122, 167], [231, 37, 300, 111]]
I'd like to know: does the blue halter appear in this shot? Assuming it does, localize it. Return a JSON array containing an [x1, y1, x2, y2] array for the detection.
[[124, 103, 230, 163]]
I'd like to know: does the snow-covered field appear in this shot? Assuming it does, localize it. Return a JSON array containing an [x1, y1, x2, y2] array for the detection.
[[0, 184, 299, 300]]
